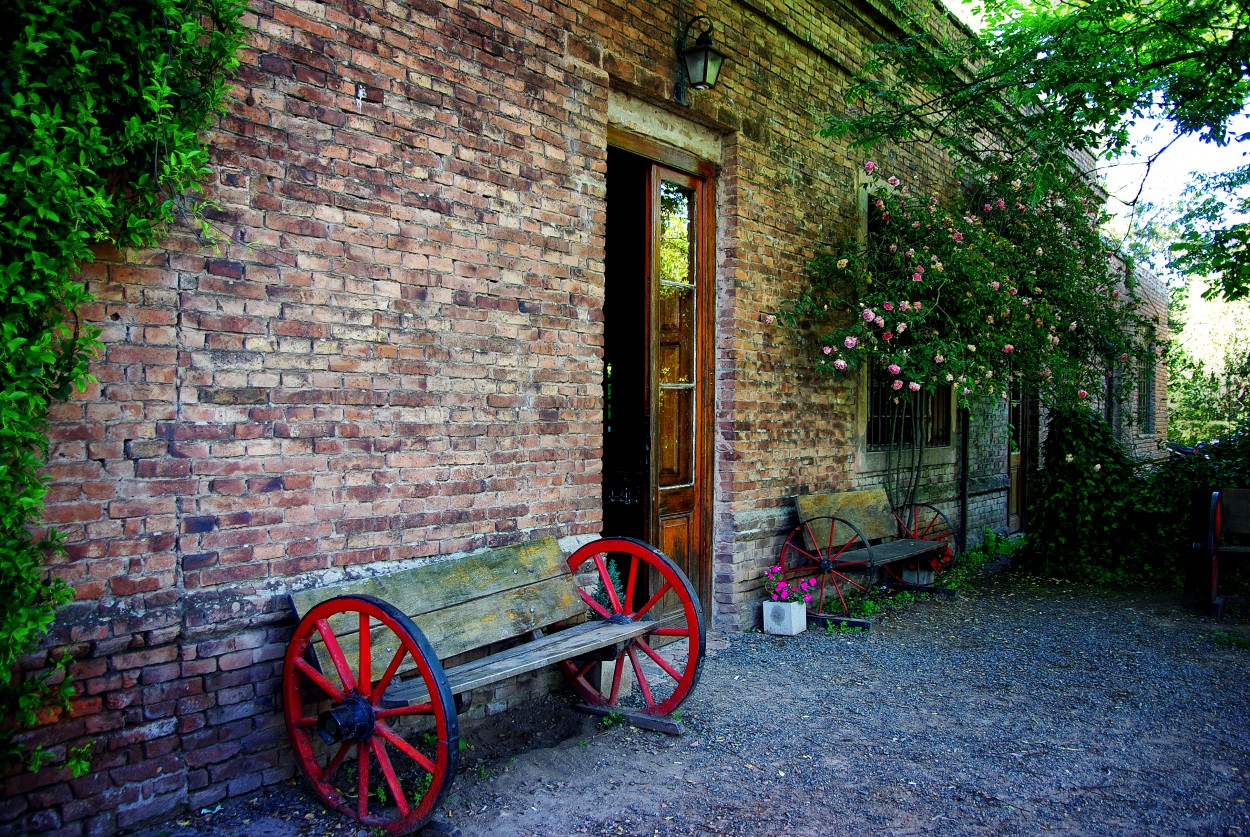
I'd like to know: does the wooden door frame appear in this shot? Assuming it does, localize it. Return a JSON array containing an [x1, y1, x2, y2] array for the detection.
[[606, 127, 716, 622]]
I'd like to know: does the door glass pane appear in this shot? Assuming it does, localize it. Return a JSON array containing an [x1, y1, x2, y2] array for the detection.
[[657, 387, 693, 487], [659, 182, 694, 284], [658, 283, 694, 385]]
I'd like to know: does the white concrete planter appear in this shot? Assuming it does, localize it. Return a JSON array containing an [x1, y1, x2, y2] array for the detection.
[[763, 600, 807, 636]]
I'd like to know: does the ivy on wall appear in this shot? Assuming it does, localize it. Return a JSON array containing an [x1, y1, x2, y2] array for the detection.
[[1, 0, 245, 767]]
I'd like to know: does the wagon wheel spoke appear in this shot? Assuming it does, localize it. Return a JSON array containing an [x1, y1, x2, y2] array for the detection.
[[375, 720, 437, 774], [371, 737, 411, 819], [320, 742, 352, 784], [634, 581, 673, 620], [627, 645, 655, 709], [593, 552, 625, 614], [636, 637, 683, 682], [358, 612, 371, 695], [315, 618, 358, 694], [369, 645, 409, 705], [356, 744, 370, 821], [294, 657, 344, 702]]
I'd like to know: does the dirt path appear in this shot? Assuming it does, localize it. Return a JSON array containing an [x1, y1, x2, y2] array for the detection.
[[131, 573, 1250, 837]]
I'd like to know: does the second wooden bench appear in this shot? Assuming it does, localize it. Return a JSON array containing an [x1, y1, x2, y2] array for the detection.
[[775, 489, 956, 626]]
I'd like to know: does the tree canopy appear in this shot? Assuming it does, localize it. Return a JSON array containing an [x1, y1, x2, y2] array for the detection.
[[828, 0, 1250, 298]]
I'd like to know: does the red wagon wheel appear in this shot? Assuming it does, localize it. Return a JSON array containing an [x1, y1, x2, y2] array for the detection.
[[284, 595, 458, 836], [559, 537, 705, 716], [777, 516, 878, 621], [887, 503, 957, 586]]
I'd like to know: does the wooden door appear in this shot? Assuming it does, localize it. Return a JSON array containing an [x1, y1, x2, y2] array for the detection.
[[602, 146, 713, 620]]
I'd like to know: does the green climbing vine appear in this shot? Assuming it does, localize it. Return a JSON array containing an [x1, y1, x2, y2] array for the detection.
[[1, 0, 246, 768]]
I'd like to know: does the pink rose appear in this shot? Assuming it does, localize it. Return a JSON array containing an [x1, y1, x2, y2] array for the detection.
[[888, 175, 900, 187], [884, 302, 895, 311], [833, 359, 848, 370], [996, 199, 1005, 209], [953, 231, 964, 242], [875, 316, 885, 327], [863, 309, 875, 321], [883, 331, 894, 341], [844, 336, 858, 349], [914, 301, 922, 311], [1078, 389, 1088, 399], [991, 281, 1001, 290], [934, 354, 944, 364], [888, 363, 901, 375], [822, 346, 833, 355], [892, 379, 904, 390], [909, 382, 921, 392], [1010, 288, 1018, 295], [897, 322, 907, 333], [889, 244, 898, 253], [985, 204, 992, 213], [865, 161, 876, 173], [1003, 344, 1014, 354], [912, 273, 922, 282]]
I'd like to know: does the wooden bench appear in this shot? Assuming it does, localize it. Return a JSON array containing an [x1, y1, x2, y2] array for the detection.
[[282, 536, 704, 835], [1190, 488, 1250, 616], [775, 489, 956, 627]]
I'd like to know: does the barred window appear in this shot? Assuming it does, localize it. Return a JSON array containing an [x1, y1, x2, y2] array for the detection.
[[866, 365, 952, 450]]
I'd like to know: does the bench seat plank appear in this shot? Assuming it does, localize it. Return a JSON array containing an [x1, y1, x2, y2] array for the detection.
[[813, 537, 944, 569], [387, 615, 678, 706]]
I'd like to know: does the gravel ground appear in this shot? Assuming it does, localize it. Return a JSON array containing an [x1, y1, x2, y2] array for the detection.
[[131, 568, 1250, 837]]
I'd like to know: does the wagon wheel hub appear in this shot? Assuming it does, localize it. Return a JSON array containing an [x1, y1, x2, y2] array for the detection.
[[316, 693, 375, 745]]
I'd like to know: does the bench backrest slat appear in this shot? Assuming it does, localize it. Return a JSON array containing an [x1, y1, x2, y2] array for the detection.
[[289, 537, 585, 679], [796, 490, 896, 542], [1223, 489, 1250, 536]]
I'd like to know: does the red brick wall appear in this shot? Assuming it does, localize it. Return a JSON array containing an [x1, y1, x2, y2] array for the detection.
[[6, 0, 1014, 832]]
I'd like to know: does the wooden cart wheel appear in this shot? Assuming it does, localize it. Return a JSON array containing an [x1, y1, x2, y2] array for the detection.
[[559, 537, 705, 716], [887, 503, 957, 585], [778, 516, 878, 621], [284, 595, 458, 835]]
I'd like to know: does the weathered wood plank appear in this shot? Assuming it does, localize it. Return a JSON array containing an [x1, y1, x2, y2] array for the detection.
[[574, 704, 685, 735], [796, 490, 896, 542], [388, 615, 680, 705], [308, 574, 586, 683], [290, 537, 571, 619]]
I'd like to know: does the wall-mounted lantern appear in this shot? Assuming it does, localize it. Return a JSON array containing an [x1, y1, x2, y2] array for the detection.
[[678, 15, 727, 94]]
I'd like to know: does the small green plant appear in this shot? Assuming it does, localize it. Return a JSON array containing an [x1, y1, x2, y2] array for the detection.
[[1210, 630, 1250, 650], [591, 559, 624, 617], [601, 709, 626, 729], [411, 771, 433, 802], [67, 740, 93, 778], [824, 622, 866, 635], [476, 765, 495, 781]]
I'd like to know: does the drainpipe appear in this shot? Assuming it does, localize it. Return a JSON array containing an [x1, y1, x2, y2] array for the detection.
[[958, 406, 970, 553]]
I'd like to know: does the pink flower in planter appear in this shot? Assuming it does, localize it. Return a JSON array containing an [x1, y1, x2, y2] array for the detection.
[[888, 363, 901, 375]]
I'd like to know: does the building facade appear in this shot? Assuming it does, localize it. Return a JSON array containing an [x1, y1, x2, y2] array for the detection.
[[3, 0, 1167, 833]]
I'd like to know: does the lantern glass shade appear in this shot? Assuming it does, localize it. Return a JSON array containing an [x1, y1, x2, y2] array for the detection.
[[681, 38, 727, 91]]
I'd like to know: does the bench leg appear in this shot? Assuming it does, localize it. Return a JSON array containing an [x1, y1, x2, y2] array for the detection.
[[284, 595, 459, 835]]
